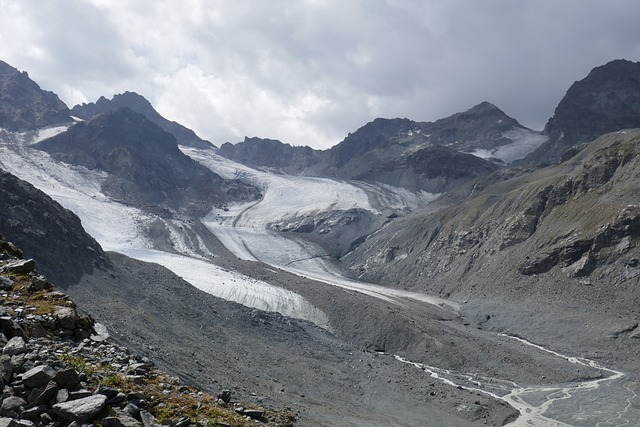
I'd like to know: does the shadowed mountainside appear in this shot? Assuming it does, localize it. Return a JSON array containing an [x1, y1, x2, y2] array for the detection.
[[0, 168, 107, 286]]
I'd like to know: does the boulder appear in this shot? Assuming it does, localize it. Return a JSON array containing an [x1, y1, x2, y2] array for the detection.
[[101, 416, 143, 427], [20, 404, 48, 420], [22, 364, 55, 388], [0, 318, 24, 339], [0, 355, 12, 383], [3, 336, 27, 356], [0, 396, 26, 416], [53, 306, 77, 330], [27, 275, 50, 292], [34, 380, 59, 404], [0, 277, 13, 290], [0, 259, 35, 275], [0, 417, 19, 427], [53, 368, 81, 389], [52, 394, 107, 422]]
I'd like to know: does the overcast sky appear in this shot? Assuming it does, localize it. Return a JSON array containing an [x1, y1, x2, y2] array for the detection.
[[1, 0, 639, 149]]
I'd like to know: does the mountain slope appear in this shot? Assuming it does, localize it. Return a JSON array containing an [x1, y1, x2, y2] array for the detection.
[[526, 59, 640, 165], [71, 91, 214, 149], [0, 168, 107, 286], [354, 144, 499, 193], [342, 129, 640, 371], [34, 108, 258, 214], [0, 60, 71, 131]]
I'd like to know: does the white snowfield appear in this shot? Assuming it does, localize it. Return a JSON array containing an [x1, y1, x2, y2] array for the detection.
[[469, 128, 548, 163]]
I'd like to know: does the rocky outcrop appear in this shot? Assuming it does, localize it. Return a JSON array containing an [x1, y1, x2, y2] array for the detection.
[[526, 59, 640, 165], [34, 108, 259, 215], [0, 60, 71, 131], [321, 103, 535, 191], [356, 145, 499, 193], [71, 92, 214, 149], [0, 169, 107, 287], [327, 102, 534, 171], [218, 137, 325, 173]]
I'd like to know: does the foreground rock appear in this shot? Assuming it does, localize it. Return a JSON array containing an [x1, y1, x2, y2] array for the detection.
[[0, 234, 295, 426]]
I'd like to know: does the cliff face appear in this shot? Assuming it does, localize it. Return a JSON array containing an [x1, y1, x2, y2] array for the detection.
[[218, 137, 325, 173], [0, 60, 71, 131]]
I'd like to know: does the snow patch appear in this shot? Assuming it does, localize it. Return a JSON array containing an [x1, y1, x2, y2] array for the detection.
[[470, 128, 547, 163], [32, 125, 70, 144]]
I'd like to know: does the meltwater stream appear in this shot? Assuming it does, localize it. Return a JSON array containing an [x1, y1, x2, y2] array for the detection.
[[396, 333, 638, 426]]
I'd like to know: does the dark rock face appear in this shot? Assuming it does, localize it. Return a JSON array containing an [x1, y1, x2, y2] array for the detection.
[[0, 169, 106, 287], [327, 117, 419, 169], [424, 101, 526, 152], [0, 60, 71, 131], [34, 108, 258, 214], [322, 103, 531, 190], [328, 102, 528, 170], [71, 91, 214, 149], [526, 59, 640, 165], [356, 145, 499, 193], [218, 137, 325, 173]]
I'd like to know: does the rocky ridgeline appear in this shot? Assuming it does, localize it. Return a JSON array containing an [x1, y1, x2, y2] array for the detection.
[[0, 234, 294, 427]]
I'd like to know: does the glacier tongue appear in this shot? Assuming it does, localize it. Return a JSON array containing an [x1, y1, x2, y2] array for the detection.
[[0, 129, 328, 327]]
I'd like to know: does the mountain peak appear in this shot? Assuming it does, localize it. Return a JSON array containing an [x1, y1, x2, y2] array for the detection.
[[468, 101, 501, 113], [0, 60, 71, 131], [35, 107, 257, 212], [450, 101, 518, 124], [71, 92, 214, 149], [525, 59, 640, 165]]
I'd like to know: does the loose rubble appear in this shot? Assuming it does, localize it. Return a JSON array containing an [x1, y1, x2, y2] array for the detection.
[[0, 233, 295, 427]]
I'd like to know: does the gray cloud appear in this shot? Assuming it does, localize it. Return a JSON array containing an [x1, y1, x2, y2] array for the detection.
[[1, 0, 640, 149]]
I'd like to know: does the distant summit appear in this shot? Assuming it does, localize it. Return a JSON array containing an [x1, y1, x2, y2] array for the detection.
[[525, 59, 640, 165], [71, 91, 214, 149], [0, 60, 71, 131], [218, 137, 323, 172], [216, 101, 538, 192]]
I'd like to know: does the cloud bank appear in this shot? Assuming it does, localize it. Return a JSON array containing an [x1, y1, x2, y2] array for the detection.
[[1, 0, 640, 149]]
